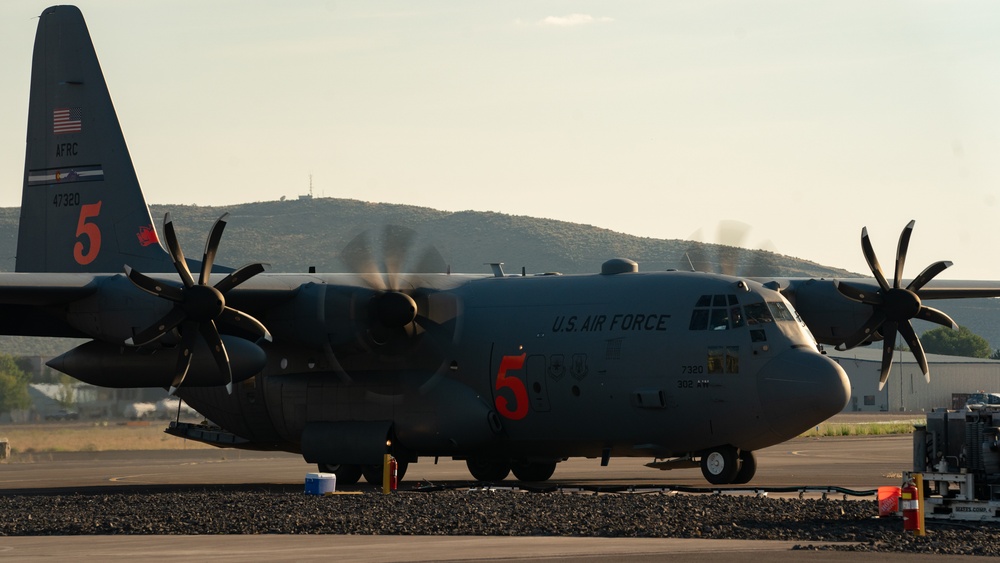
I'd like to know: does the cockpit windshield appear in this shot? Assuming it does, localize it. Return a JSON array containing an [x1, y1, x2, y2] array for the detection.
[[689, 295, 800, 332]]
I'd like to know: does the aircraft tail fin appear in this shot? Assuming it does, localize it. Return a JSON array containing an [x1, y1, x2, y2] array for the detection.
[[16, 5, 172, 273]]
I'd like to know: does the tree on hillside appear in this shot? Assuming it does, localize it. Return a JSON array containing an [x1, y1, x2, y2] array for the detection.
[[921, 325, 992, 358], [0, 353, 31, 414]]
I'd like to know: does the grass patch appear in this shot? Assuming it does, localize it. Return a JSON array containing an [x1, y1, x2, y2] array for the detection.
[[1, 422, 213, 453], [800, 419, 924, 437]]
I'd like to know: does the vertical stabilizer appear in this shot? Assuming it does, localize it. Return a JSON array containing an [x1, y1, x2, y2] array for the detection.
[[17, 5, 171, 273]]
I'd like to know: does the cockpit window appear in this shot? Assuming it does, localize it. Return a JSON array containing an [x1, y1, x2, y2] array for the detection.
[[730, 306, 744, 328], [767, 301, 796, 322], [688, 309, 709, 330], [710, 309, 729, 330], [744, 302, 773, 324], [689, 294, 744, 331]]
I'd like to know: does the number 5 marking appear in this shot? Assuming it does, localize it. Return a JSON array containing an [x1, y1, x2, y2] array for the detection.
[[495, 353, 528, 420], [73, 201, 102, 265]]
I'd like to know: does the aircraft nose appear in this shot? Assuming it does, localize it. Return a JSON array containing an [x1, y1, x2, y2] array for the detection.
[[757, 348, 850, 438]]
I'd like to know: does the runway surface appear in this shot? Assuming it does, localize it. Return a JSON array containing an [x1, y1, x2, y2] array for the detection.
[[0, 434, 910, 493], [1, 434, 971, 562]]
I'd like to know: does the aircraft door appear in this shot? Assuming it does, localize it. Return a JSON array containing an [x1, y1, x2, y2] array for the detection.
[[525, 354, 550, 412]]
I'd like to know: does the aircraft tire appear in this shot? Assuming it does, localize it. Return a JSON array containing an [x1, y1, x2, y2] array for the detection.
[[700, 445, 740, 485], [511, 461, 557, 482], [732, 450, 757, 484], [466, 459, 511, 482], [318, 463, 362, 486]]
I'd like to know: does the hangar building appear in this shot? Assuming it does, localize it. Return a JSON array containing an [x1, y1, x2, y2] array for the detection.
[[826, 347, 1000, 413]]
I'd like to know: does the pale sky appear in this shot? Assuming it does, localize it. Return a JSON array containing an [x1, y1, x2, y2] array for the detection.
[[2, 1, 999, 279]]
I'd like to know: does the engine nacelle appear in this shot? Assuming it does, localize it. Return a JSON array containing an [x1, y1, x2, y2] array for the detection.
[[47, 336, 266, 388]]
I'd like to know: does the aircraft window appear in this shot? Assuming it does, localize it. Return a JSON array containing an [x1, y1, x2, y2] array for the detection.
[[750, 329, 766, 342], [690, 295, 745, 331], [725, 346, 739, 374], [707, 346, 740, 374], [767, 302, 795, 322], [707, 347, 724, 374], [744, 303, 773, 324], [710, 309, 729, 330], [730, 306, 744, 328], [689, 309, 709, 330]]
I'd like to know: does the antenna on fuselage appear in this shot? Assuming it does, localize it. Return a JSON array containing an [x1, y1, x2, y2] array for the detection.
[[683, 252, 695, 272]]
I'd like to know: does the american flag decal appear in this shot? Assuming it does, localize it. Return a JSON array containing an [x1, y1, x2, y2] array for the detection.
[[53, 107, 82, 134]]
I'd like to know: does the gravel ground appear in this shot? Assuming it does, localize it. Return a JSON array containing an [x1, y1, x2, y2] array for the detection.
[[1, 488, 998, 556]]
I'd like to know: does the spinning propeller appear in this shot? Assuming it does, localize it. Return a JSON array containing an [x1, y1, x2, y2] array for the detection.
[[683, 221, 776, 277], [834, 220, 956, 390], [339, 225, 453, 356], [123, 213, 271, 393]]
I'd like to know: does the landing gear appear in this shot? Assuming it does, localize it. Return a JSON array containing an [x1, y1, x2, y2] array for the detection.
[[317, 463, 362, 486], [511, 461, 557, 482], [733, 450, 757, 484], [700, 445, 740, 485], [466, 458, 511, 482]]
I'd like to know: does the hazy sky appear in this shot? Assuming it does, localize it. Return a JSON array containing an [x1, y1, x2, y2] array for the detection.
[[1, 1, 999, 279]]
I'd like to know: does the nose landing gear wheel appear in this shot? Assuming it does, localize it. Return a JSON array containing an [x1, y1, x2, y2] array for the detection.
[[700, 445, 740, 485]]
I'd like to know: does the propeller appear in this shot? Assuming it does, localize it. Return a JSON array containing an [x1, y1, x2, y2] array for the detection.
[[834, 220, 957, 390], [682, 221, 776, 276], [123, 212, 271, 393], [338, 225, 454, 358]]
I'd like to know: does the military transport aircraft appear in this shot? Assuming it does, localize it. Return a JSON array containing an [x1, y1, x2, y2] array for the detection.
[[10, 5, 1000, 486]]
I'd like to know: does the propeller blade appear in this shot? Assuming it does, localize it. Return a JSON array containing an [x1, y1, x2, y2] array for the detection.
[[169, 321, 199, 392], [164, 213, 196, 288], [716, 220, 751, 276], [906, 260, 952, 293], [214, 262, 266, 295], [218, 306, 273, 342], [413, 245, 448, 275], [341, 231, 388, 291], [124, 265, 184, 302], [898, 321, 930, 382], [200, 320, 233, 393], [382, 225, 419, 289], [878, 321, 898, 391], [834, 280, 883, 306], [199, 213, 229, 286], [836, 310, 887, 351], [860, 227, 891, 292], [893, 220, 914, 289], [915, 305, 958, 330], [126, 307, 187, 346]]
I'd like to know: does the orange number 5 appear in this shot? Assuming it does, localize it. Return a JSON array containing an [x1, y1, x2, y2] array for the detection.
[[73, 201, 102, 265], [495, 353, 528, 420]]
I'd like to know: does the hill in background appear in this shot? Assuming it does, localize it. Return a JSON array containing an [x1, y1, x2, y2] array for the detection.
[[0, 197, 997, 354]]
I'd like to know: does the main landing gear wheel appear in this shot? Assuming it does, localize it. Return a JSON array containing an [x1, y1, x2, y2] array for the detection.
[[511, 461, 557, 482], [466, 458, 511, 482], [700, 445, 740, 485], [318, 463, 362, 486], [732, 450, 757, 484], [361, 460, 409, 485]]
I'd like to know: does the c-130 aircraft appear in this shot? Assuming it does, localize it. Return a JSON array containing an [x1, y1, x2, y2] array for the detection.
[[12, 5, 1000, 486]]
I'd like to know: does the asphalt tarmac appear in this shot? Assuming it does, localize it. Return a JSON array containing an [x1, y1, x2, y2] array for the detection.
[[0, 434, 970, 562]]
